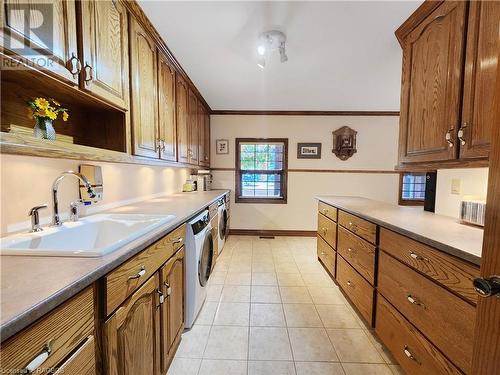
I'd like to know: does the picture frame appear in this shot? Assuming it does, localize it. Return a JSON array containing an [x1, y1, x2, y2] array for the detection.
[[297, 143, 322, 159], [216, 139, 229, 154]]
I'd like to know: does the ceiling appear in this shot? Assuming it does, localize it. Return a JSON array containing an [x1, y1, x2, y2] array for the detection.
[[139, 1, 421, 111]]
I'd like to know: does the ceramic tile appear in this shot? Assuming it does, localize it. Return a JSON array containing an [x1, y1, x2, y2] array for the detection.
[[308, 286, 346, 305], [275, 262, 300, 273], [316, 304, 361, 328], [248, 361, 296, 375], [283, 303, 322, 327], [327, 329, 384, 363], [365, 329, 399, 364], [195, 301, 219, 325], [251, 286, 281, 303], [342, 363, 393, 375], [204, 326, 249, 360], [389, 365, 406, 375], [249, 327, 293, 360], [277, 272, 305, 286], [221, 285, 251, 302], [279, 286, 313, 304], [206, 284, 223, 302], [250, 303, 286, 327], [288, 327, 338, 362], [198, 359, 247, 375], [295, 362, 345, 375], [209, 271, 227, 285], [252, 272, 278, 286], [301, 272, 335, 287], [213, 302, 250, 326], [252, 262, 276, 272], [176, 325, 211, 358], [225, 272, 252, 285], [166, 358, 201, 375]]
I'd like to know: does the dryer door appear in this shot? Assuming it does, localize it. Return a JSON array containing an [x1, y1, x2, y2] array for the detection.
[[198, 229, 214, 287], [219, 209, 228, 240]]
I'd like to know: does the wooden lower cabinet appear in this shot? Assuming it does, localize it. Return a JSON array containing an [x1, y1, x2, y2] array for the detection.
[[54, 335, 96, 375], [159, 248, 185, 373], [104, 274, 161, 375], [317, 235, 336, 277]]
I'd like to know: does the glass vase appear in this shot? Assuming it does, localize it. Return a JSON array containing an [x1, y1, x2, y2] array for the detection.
[[33, 117, 56, 140]]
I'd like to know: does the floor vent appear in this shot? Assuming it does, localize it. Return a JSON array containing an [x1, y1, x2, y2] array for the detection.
[[259, 236, 275, 239]]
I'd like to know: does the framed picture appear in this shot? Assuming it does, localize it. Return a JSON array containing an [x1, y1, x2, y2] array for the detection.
[[297, 143, 322, 159], [216, 139, 229, 154]]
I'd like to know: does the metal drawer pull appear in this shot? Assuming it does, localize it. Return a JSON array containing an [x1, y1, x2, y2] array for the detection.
[[347, 280, 353, 287], [128, 266, 146, 280], [164, 281, 172, 296], [322, 227, 328, 234], [458, 123, 467, 146], [407, 294, 425, 308], [320, 252, 326, 256], [445, 128, 454, 148], [24, 341, 53, 373], [348, 222, 358, 231], [347, 248, 354, 253], [409, 251, 428, 261], [403, 346, 419, 363], [171, 237, 183, 244], [157, 289, 164, 304], [322, 208, 328, 214]]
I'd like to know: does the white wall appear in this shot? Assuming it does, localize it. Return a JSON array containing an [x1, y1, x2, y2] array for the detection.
[[435, 168, 489, 219], [210, 115, 400, 231], [0, 154, 192, 234]]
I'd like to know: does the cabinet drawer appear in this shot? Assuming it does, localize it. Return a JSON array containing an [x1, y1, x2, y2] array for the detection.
[[375, 296, 462, 375], [317, 213, 337, 249], [0, 287, 94, 374], [318, 201, 337, 222], [380, 228, 479, 304], [54, 335, 96, 375], [106, 224, 186, 315], [337, 226, 376, 285], [317, 235, 336, 277], [336, 255, 373, 324], [378, 251, 475, 374], [338, 211, 376, 244]]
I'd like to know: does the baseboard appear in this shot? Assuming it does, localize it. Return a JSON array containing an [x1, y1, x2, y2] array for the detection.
[[228, 229, 317, 237]]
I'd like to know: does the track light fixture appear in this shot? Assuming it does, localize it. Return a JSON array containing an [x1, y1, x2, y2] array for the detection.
[[256, 30, 288, 69]]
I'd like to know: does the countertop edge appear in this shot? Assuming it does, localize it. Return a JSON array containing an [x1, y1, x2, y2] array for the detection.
[[0, 190, 229, 343], [316, 197, 482, 266]]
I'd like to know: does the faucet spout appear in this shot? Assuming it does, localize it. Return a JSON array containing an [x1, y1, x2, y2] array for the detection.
[[51, 171, 96, 226]]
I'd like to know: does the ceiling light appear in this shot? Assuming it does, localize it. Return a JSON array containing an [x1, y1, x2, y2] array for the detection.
[[257, 45, 266, 56], [256, 30, 288, 68], [257, 56, 266, 69]]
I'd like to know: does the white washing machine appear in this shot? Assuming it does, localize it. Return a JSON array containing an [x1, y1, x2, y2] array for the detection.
[[217, 197, 229, 254], [185, 209, 214, 329]]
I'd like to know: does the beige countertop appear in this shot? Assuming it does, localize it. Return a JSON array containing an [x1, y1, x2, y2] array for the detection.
[[316, 196, 483, 266], [0, 190, 229, 342]]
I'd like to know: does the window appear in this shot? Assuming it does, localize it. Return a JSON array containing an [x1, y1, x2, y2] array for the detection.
[[235, 138, 288, 203], [399, 172, 426, 205]]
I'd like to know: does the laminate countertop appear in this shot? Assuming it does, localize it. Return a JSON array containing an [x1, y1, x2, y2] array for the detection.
[[316, 196, 483, 266], [0, 190, 229, 342]]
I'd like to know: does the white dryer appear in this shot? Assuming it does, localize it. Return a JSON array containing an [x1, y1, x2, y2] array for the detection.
[[217, 197, 229, 254], [185, 209, 214, 328]]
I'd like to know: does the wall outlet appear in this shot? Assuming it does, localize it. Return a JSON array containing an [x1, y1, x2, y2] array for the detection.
[[451, 178, 461, 195]]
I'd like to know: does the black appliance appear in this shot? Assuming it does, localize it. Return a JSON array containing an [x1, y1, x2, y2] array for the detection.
[[424, 171, 437, 212]]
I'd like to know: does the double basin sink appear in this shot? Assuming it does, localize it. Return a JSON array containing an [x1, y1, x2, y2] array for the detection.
[[0, 214, 176, 257]]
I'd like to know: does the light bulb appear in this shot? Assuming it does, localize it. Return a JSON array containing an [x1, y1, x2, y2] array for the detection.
[[257, 56, 266, 69], [257, 45, 266, 56]]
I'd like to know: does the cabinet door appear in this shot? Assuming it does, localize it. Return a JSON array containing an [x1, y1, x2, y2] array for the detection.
[[1, 0, 79, 84], [158, 53, 177, 161], [80, 0, 129, 109], [105, 274, 161, 375], [460, 1, 500, 159], [188, 90, 200, 165], [159, 248, 185, 373], [398, 1, 466, 163], [199, 104, 210, 166], [176, 76, 189, 163], [130, 18, 158, 158]]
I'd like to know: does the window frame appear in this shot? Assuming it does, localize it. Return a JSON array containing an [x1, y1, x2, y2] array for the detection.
[[235, 138, 288, 204], [398, 172, 426, 206]]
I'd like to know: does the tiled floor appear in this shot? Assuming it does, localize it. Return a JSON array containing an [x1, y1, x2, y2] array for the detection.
[[168, 236, 406, 375]]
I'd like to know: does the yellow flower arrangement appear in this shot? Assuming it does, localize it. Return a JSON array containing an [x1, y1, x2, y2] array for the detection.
[[28, 97, 69, 122]]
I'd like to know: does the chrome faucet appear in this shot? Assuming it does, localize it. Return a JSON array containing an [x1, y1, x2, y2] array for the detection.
[[52, 171, 96, 226]]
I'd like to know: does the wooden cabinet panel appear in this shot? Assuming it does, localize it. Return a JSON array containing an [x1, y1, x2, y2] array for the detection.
[[460, 1, 500, 159], [130, 18, 158, 158], [199, 103, 210, 166], [317, 235, 336, 277], [0, 287, 94, 373], [158, 53, 177, 161], [378, 251, 475, 374], [187, 89, 199, 165], [80, 0, 129, 109], [54, 335, 96, 375], [1, 0, 79, 84], [317, 213, 337, 249], [399, 1, 466, 163], [176, 76, 189, 163], [104, 274, 161, 375], [376, 295, 462, 375], [318, 201, 337, 222], [337, 255, 373, 324], [159, 248, 185, 373], [338, 211, 376, 244], [380, 228, 479, 304], [337, 226, 376, 285]]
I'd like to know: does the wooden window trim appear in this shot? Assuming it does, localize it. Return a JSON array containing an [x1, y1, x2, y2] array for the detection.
[[235, 138, 288, 204], [398, 172, 425, 206]]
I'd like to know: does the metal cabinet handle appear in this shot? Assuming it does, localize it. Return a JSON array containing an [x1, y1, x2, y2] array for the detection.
[[204, 155, 209, 161], [458, 123, 467, 146], [445, 128, 454, 148], [83, 63, 93, 84], [160, 139, 166, 152], [403, 346, 419, 363], [322, 208, 329, 214], [346, 280, 353, 287], [67, 52, 81, 77], [347, 247, 354, 253], [156, 289, 164, 304], [23, 340, 53, 373], [322, 227, 328, 234], [164, 281, 172, 296], [473, 276, 500, 298], [409, 251, 428, 261], [407, 294, 425, 308], [128, 266, 146, 280], [348, 221, 358, 232], [171, 237, 183, 244]]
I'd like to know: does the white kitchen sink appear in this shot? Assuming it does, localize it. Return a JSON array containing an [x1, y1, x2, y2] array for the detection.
[[0, 214, 176, 257]]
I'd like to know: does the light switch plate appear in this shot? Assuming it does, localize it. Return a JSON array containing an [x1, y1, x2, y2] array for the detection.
[[451, 178, 461, 195]]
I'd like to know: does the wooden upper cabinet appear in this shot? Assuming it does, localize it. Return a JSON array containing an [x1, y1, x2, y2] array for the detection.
[[460, 1, 499, 159], [398, 1, 466, 163], [80, 0, 129, 109], [188, 89, 200, 165], [176, 76, 189, 163], [130, 18, 158, 158], [105, 274, 161, 375], [199, 103, 210, 166], [158, 53, 177, 161], [1, 0, 79, 84]]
